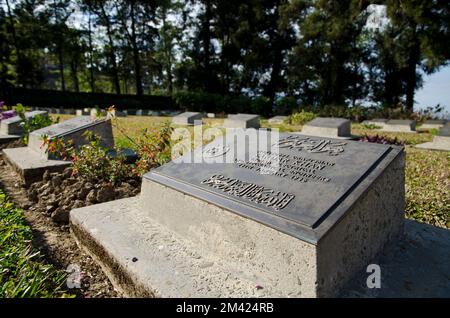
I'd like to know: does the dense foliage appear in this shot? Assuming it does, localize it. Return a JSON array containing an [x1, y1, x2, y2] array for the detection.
[[1, 1, 449, 113], [15, 103, 57, 144]]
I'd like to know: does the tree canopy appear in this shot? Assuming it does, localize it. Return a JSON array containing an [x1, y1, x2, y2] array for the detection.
[[1, 0, 449, 112]]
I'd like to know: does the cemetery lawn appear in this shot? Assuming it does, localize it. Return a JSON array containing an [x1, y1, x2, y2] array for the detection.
[[50, 115, 449, 228], [0, 190, 70, 297]]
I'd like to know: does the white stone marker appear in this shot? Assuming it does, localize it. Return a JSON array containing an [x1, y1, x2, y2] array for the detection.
[[223, 113, 260, 129], [172, 112, 203, 125], [415, 125, 450, 151], [0, 110, 48, 136], [382, 119, 416, 133], [419, 119, 447, 130], [301, 117, 353, 139]]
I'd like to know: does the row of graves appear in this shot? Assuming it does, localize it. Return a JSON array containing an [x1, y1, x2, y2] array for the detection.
[[0, 111, 448, 297], [172, 112, 450, 151]]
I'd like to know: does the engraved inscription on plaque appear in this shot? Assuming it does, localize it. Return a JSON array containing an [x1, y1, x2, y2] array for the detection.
[[275, 135, 347, 156], [146, 132, 391, 229], [202, 174, 295, 211], [236, 151, 334, 183]]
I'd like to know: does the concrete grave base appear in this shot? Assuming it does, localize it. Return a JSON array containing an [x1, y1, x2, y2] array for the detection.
[[415, 136, 450, 151], [71, 197, 276, 298], [172, 112, 203, 125], [419, 120, 447, 130], [0, 133, 21, 144], [223, 114, 260, 129], [71, 201, 450, 298], [71, 148, 405, 297], [301, 117, 358, 139], [2, 147, 70, 186], [381, 120, 417, 133], [340, 219, 450, 298]]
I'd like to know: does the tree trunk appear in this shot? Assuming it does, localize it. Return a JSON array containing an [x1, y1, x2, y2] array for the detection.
[[130, 1, 143, 95], [88, 4, 95, 92], [203, 0, 212, 92], [101, 4, 121, 94], [5, 0, 23, 85], [405, 44, 419, 112], [58, 47, 66, 91], [71, 61, 79, 92], [162, 12, 173, 96]]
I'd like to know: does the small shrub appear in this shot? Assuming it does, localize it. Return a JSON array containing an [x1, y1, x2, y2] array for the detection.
[[43, 131, 134, 185], [15, 103, 58, 144], [72, 132, 134, 185], [274, 96, 298, 115], [288, 110, 316, 125], [358, 134, 404, 146], [133, 121, 173, 175]]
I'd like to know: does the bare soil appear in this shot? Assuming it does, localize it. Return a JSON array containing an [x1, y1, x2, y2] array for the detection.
[[0, 143, 119, 298]]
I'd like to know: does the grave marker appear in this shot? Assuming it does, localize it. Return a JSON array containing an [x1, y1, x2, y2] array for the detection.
[[71, 131, 405, 297], [3, 116, 114, 185], [223, 113, 260, 129], [301, 117, 353, 139], [382, 119, 416, 133]]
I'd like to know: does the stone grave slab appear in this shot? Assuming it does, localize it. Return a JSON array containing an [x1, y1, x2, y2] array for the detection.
[[382, 119, 416, 133], [223, 113, 260, 129], [71, 131, 404, 297], [3, 116, 114, 185], [172, 112, 203, 125], [301, 117, 354, 139], [419, 119, 447, 130], [0, 110, 48, 143], [268, 115, 288, 124], [415, 125, 450, 151]]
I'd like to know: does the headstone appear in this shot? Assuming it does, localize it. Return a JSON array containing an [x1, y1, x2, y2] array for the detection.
[[268, 115, 288, 124], [0, 110, 48, 136], [28, 116, 114, 158], [361, 118, 388, 128], [3, 116, 114, 185], [90, 108, 99, 117], [415, 125, 450, 151], [301, 117, 352, 139], [382, 119, 416, 133], [70, 131, 405, 297], [223, 113, 260, 129], [419, 119, 447, 130], [76, 108, 90, 116], [172, 112, 203, 125], [148, 110, 161, 116]]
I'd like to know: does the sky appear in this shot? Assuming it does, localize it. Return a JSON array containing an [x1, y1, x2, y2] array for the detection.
[[415, 65, 450, 118]]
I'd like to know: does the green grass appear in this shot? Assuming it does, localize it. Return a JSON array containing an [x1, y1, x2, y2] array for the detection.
[[0, 190, 71, 298], [49, 115, 450, 229]]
